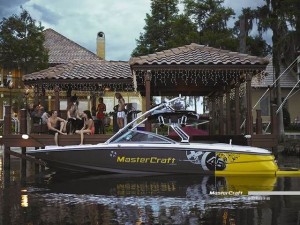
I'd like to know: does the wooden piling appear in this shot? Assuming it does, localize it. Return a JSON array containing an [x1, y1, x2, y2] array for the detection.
[[3, 105, 11, 170], [256, 109, 262, 134], [271, 104, 278, 158], [20, 109, 28, 177]]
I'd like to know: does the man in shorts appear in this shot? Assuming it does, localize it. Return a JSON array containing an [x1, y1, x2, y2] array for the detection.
[[47, 110, 67, 145]]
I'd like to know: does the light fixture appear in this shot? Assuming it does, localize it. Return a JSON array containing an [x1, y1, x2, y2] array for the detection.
[[21, 134, 29, 139], [21, 194, 28, 207]]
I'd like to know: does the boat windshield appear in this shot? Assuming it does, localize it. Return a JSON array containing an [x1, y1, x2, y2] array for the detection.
[[111, 130, 176, 144]]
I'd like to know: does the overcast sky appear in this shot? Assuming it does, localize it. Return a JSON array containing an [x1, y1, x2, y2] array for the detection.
[[0, 0, 265, 61]]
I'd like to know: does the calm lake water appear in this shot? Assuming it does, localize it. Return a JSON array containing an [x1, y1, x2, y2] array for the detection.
[[0, 151, 300, 225]]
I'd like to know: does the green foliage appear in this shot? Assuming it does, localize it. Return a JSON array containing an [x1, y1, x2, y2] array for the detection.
[[286, 123, 300, 132], [246, 35, 272, 57], [0, 7, 48, 73], [105, 125, 114, 134], [132, 0, 198, 56], [132, 0, 272, 57], [182, 0, 239, 51], [252, 0, 299, 65], [249, 0, 300, 134]]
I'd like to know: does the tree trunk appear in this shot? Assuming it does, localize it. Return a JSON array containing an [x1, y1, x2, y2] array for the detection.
[[273, 53, 285, 141], [271, 5, 285, 141]]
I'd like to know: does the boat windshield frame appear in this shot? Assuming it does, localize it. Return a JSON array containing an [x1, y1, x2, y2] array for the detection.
[[105, 96, 186, 144], [110, 129, 177, 144]]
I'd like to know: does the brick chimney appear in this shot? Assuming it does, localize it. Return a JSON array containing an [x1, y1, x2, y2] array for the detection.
[[96, 31, 105, 59]]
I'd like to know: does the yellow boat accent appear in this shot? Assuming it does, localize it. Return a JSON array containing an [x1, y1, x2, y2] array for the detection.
[[215, 153, 278, 176], [276, 170, 300, 177], [214, 152, 300, 176], [220, 175, 277, 194]]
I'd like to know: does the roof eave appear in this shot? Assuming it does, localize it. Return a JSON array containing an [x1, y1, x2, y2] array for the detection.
[[130, 64, 268, 71]]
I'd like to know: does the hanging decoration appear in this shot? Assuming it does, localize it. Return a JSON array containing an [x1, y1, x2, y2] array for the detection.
[[33, 81, 134, 92], [135, 68, 264, 88]]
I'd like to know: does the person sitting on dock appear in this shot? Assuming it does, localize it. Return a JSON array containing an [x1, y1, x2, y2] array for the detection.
[[41, 111, 50, 124], [66, 96, 82, 134], [31, 103, 44, 118], [75, 110, 95, 145], [47, 110, 67, 145]]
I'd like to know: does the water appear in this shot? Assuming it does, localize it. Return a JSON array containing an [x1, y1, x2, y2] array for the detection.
[[0, 153, 300, 225]]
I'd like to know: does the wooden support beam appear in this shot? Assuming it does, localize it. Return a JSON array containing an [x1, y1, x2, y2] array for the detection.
[[5, 148, 46, 166], [20, 108, 27, 134], [226, 88, 231, 135], [234, 81, 241, 135], [145, 70, 151, 132], [209, 97, 216, 135], [256, 109, 262, 134], [218, 92, 224, 135], [271, 104, 278, 135], [3, 105, 11, 170], [54, 85, 60, 112], [245, 73, 253, 135]]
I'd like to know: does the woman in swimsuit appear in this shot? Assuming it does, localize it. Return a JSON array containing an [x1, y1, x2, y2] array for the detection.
[[75, 110, 95, 145]]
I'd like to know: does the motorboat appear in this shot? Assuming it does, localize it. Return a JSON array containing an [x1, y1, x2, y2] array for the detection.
[[27, 96, 300, 176]]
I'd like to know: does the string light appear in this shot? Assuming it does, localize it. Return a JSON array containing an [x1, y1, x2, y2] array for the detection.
[[135, 68, 263, 88], [28, 82, 134, 92]]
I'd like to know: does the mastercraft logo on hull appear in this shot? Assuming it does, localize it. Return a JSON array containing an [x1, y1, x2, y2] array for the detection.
[[117, 156, 176, 164], [209, 191, 243, 196]]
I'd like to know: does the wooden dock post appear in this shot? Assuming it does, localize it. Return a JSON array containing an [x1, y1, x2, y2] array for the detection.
[[3, 105, 12, 171], [19, 109, 27, 182], [271, 104, 278, 158], [256, 109, 262, 134]]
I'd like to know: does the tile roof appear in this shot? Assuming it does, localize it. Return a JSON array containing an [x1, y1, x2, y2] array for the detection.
[[129, 43, 269, 67], [252, 56, 298, 88], [23, 60, 132, 82], [44, 28, 100, 64]]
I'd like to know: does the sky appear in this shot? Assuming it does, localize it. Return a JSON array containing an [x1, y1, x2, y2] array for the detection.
[[0, 0, 266, 61]]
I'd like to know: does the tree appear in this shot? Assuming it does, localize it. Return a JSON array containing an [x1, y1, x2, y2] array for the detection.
[[251, 0, 299, 138], [234, 8, 271, 56], [278, 0, 300, 68], [182, 0, 238, 51], [245, 35, 272, 57], [0, 7, 48, 74], [183, 1, 271, 56], [132, 0, 198, 57]]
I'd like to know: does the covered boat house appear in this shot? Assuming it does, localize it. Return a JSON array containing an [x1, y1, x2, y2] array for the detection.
[[2, 39, 278, 153], [130, 43, 276, 148]]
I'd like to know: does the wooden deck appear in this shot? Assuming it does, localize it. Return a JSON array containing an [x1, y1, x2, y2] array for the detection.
[[2, 134, 113, 147], [247, 134, 278, 148]]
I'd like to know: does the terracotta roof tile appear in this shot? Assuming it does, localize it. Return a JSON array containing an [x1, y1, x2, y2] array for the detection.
[[130, 43, 269, 66], [44, 28, 100, 64], [23, 60, 132, 82]]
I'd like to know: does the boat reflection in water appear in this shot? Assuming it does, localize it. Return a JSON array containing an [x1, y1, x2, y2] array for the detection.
[[21, 173, 296, 225]]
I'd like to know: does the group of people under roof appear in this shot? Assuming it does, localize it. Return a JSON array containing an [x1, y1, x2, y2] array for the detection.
[[30, 93, 126, 145]]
